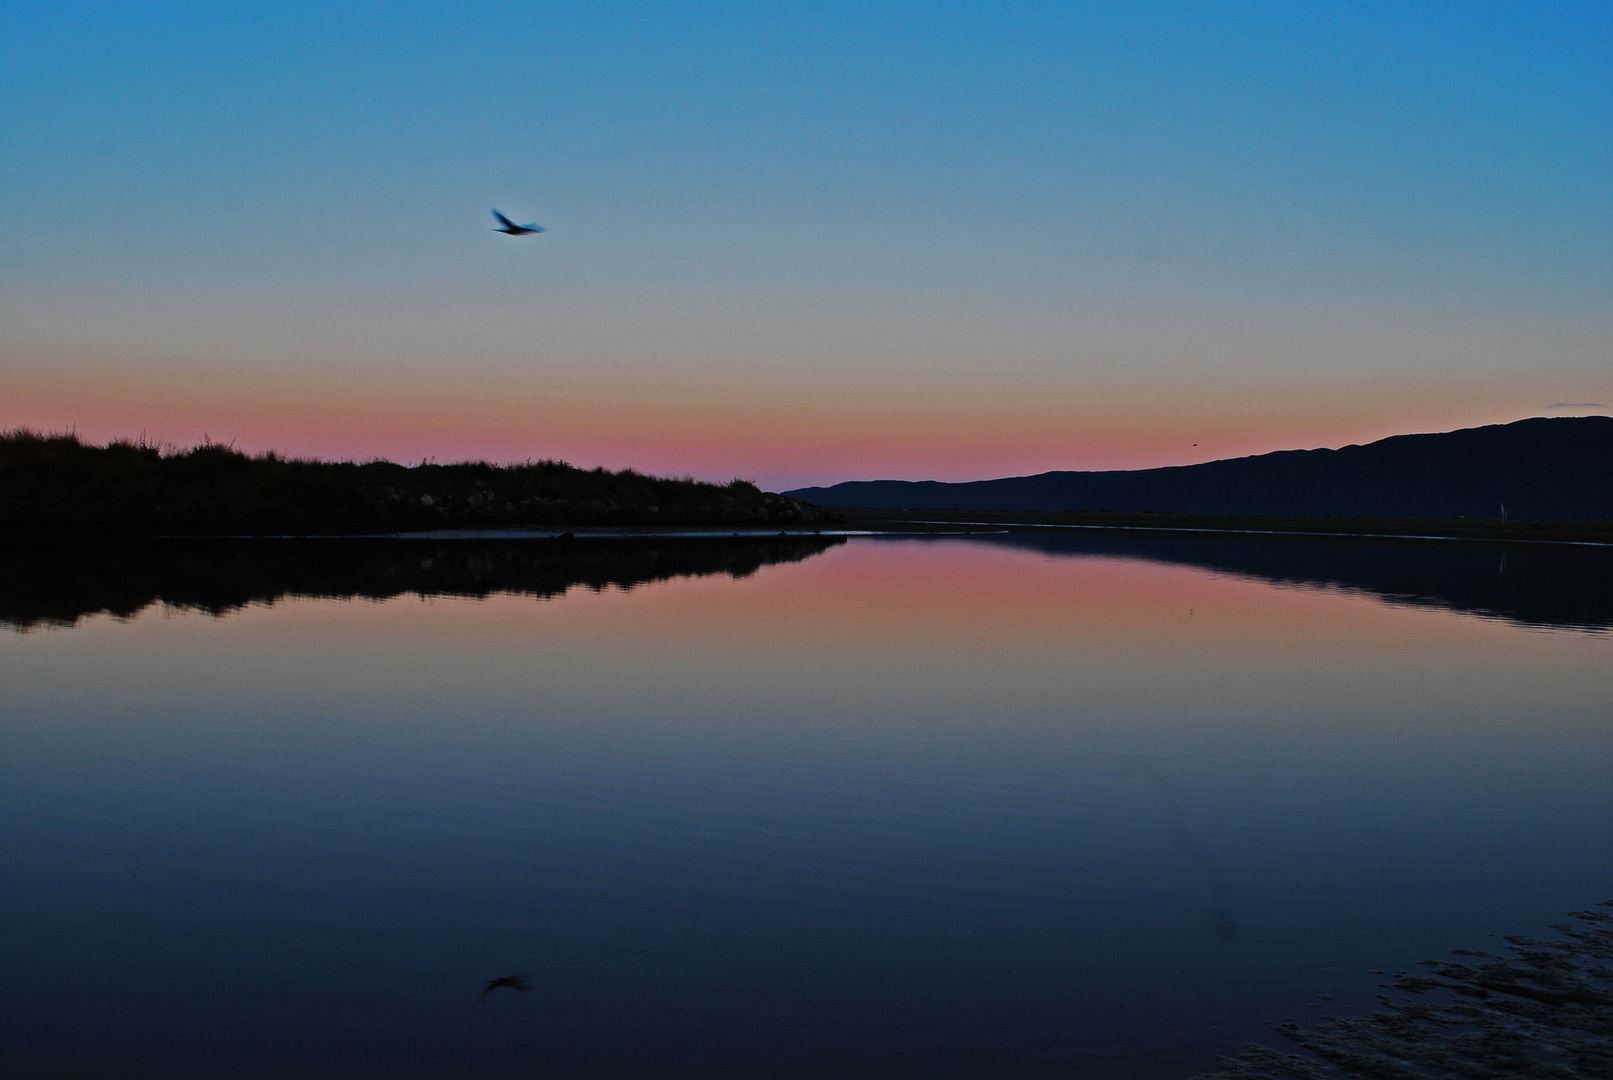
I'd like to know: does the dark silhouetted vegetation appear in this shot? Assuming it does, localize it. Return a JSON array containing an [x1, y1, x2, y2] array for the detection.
[[0, 533, 846, 630], [0, 431, 837, 535]]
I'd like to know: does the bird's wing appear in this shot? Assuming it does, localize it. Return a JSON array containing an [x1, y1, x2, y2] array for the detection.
[[525, 224, 546, 233], [492, 209, 516, 229]]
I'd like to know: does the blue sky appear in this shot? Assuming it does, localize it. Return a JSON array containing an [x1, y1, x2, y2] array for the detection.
[[2, 2, 1609, 486]]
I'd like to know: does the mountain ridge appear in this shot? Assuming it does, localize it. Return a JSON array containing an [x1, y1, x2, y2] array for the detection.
[[786, 416, 1613, 520]]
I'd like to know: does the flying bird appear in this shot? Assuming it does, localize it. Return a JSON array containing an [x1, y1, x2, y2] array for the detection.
[[492, 209, 545, 236]]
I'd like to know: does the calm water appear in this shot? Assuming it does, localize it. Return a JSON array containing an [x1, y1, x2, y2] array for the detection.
[[3, 533, 1611, 1078]]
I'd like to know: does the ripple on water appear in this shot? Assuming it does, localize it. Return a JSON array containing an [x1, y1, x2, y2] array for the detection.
[[454, 899, 675, 967], [759, 808, 890, 840]]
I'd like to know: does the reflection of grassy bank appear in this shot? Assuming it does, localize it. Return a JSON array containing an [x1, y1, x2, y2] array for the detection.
[[1193, 901, 1613, 1079], [0, 431, 836, 534], [0, 534, 846, 630]]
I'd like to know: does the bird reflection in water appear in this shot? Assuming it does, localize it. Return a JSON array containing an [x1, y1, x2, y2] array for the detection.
[[1129, 759, 1261, 943], [481, 973, 534, 1003]]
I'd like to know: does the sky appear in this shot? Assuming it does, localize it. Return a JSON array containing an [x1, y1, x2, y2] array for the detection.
[[2, 2, 1609, 490]]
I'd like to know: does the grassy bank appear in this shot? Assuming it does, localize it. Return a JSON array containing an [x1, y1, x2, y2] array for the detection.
[[0, 431, 838, 535]]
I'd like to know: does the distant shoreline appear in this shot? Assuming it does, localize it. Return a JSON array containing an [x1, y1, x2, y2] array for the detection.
[[8, 425, 1612, 547], [6, 513, 1611, 549], [837, 507, 1613, 547]]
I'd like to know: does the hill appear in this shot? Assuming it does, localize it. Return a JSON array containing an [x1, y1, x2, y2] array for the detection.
[[0, 432, 836, 535], [786, 417, 1613, 520]]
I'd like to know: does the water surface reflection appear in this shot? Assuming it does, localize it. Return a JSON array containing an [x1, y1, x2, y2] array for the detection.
[[979, 530, 1613, 632], [1, 535, 1609, 1078], [5, 530, 1609, 632], [0, 533, 845, 630]]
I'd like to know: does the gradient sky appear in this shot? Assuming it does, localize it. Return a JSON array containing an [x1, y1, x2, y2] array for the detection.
[[2, 2, 1609, 489]]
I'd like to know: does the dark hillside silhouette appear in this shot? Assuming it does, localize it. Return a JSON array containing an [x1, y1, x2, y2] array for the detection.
[[788, 417, 1613, 520], [0, 431, 835, 534]]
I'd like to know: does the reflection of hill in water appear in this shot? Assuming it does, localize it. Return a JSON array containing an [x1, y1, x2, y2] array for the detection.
[[0, 534, 846, 630], [6, 530, 1609, 633], [981, 532, 1613, 632]]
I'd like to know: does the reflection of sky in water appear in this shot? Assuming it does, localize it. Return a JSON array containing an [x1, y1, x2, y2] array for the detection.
[[2, 538, 1611, 1078]]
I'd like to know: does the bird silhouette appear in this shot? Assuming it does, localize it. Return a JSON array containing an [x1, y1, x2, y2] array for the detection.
[[492, 209, 545, 236], [481, 973, 534, 1002]]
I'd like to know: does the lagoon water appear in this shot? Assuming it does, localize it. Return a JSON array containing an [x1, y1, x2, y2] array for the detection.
[[3, 534, 1611, 1078]]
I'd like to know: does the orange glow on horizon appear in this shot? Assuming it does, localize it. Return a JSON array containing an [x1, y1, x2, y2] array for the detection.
[[3, 359, 1590, 490]]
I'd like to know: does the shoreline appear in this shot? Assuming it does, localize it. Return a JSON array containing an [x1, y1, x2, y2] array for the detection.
[[6, 513, 1613, 548], [836, 507, 1613, 547]]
